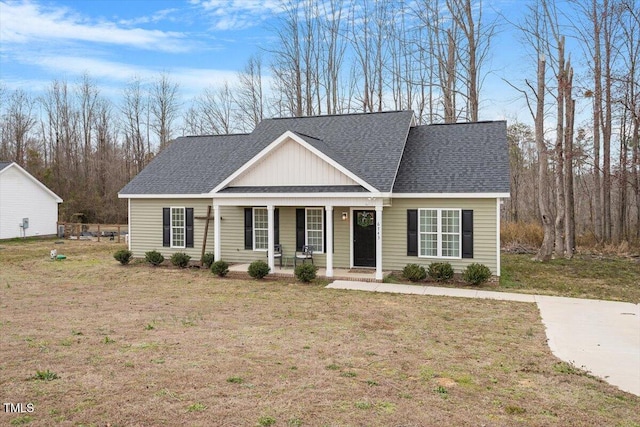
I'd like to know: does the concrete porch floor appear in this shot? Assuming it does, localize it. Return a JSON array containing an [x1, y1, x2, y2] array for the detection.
[[228, 263, 391, 282]]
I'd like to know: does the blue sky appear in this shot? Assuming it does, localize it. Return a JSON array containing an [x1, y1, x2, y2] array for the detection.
[[0, 0, 560, 122]]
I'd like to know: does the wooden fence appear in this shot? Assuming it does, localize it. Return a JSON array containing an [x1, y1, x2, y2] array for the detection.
[[57, 222, 127, 243]]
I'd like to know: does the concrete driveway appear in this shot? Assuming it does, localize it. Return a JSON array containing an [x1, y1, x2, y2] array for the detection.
[[326, 280, 640, 396], [536, 295, 639, 396]]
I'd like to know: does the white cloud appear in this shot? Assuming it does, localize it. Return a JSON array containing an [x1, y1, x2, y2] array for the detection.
[[118, 8, 180, 27], [0, 1, 190, 52], [16, 53, 240, 97], [193, 0, 285, 30]]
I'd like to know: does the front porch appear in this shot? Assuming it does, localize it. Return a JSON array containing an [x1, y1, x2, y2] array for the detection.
[[228, 263, 391, 282]]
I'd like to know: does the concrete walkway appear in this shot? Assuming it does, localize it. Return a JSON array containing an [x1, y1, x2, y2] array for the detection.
[[326, 280, 640, 396]]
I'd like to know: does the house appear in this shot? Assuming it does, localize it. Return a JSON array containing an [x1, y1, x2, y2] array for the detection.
[[0, 161, 63, 239], [118, 111, 510, 280]]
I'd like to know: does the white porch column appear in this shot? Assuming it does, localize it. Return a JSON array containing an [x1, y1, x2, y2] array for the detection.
[[325, 205, 334, 278], [213, 203, 221, 261], [267, 204, 275, 273], [375, 205, 383, 280]]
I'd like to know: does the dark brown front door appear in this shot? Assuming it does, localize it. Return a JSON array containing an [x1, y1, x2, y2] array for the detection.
[[353, 210, 376, 267]]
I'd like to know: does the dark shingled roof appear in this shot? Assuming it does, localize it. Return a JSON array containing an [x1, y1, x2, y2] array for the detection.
[[250, 111, 414, 191], [119, 112, 510, 196], [0, 161, 13, 172], [120, 111, 414, 195], [392, 121, 510, 193]]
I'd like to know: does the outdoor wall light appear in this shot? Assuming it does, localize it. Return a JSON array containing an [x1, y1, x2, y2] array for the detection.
[[342, 212, 348, 221]]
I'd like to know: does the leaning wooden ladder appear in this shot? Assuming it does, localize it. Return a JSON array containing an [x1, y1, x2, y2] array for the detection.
[[198, 206, 213, 266]]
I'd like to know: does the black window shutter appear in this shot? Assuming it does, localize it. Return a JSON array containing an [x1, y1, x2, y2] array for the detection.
[[163, 208, 170, 247], [186, 208, 194, 248], [244, 208, 253, 250], [274, 208, 280, 245], [407, 209, 418, 256], [462, 210, 473, 258], [296, 208, 305, 250]]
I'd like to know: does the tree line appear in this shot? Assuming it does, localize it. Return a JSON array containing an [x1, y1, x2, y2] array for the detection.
[[0, 0, 638, 255]]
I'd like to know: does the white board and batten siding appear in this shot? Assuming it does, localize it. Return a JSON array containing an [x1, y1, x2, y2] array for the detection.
[[0, 163, 62, 239], [230, 138, 358, 187]]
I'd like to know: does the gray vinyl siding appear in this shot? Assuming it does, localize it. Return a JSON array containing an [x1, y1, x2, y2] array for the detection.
[[382, 198, 498, 274], [219, 206, 350, 268], [129, 199, 215, 261], [130, 198, 498, 274]]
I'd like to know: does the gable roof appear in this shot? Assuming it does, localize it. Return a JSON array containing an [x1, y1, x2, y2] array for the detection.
[[214, 130, 376, 193], [119, 111, 414, 195], [118, 112, 510, 197], [392, 121, 510, 194], [0, 161, 63, 202], [250, 111, 414, 192]]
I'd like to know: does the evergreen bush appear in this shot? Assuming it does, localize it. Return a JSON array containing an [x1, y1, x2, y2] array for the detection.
[[145, 250, 164, 266], [248, 260, 270, 279], [170, 252, 191, 268], [211, 260, 229, 277], [462, 263, 492, 285], [295, 263, 318, 283], [113, 249, 133, 265], [427, 262, 454, 282], [402, 264, 426, 282]]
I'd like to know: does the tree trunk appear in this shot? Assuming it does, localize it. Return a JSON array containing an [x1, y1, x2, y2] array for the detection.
[[535, 55, 554, 261], [564, 66, 576, 258], [554, 37, 566, 257]]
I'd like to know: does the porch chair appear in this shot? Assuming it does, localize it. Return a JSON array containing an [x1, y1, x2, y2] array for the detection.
[[267, 244, 283, 268], [294, 245, 314, 267]]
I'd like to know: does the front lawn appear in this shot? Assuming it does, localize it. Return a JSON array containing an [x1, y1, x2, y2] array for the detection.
[[0, 240, 638, 426], [500, 253, 640, 303]]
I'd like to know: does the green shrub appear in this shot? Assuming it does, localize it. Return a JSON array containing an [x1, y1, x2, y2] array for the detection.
[[211, 260, 229, 277], [145, 250, 164, 266], [402, 264, 426, 282], [170, 252, 191, 268], [295, 263, 318, 282], [248, 260, 270, 279], [202, 252, 215, 269], [427, 262, 454, 282], [113, 249, 133, 265], [462, 263, 492, 285]]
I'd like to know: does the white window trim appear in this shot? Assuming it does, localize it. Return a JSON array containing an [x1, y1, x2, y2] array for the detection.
[[253, 207, 268, 251], [170, 206, 186, 249], [418, 208, 462, 260], [305, 207, 324, 254]]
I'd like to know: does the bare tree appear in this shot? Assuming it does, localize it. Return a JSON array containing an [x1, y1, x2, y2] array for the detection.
[[1, 89, 37, 165], [149, 72, 180, 150], [447, 0, 496, 122], [121, 77, 149, 175], [197, 82, 236, 135], [235, 54, 266, 132]]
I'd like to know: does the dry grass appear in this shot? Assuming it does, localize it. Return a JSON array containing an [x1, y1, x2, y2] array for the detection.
[[501, 222, 544, 248], [501, 253, 640, 303], [1, 239, 639, 426]]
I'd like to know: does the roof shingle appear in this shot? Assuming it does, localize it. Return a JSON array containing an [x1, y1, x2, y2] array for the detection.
[[119, 112, 510, 196]]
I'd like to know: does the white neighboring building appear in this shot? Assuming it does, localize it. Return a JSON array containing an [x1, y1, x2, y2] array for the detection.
[[0, 161, 63, 239]]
